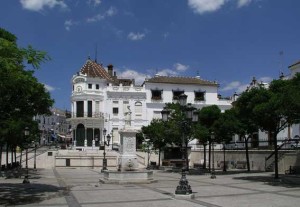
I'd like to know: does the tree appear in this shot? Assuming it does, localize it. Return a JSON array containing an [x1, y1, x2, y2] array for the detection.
[[213, 109, 240, 171], [197, 105, 221, 171], [234, 75, 300, 178], [141, 119, 171, 167], [0, 27, 53, 167], [164, 102, 198, 170], [192, 124, 210, 169], [233, 92, 260, 172]]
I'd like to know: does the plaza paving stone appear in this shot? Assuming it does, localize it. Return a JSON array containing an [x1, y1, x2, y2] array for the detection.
[[1, 168, 300, 206]]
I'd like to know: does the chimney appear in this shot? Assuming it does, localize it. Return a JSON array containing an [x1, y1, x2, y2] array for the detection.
[[107, 64, 113, 77]]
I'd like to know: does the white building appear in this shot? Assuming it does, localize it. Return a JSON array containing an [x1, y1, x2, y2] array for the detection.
[[35, 108, 71, 145], [69, 58, 233, 150]]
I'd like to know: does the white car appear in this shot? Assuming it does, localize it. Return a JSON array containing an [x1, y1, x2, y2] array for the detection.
[[280, 136, 300, 149]]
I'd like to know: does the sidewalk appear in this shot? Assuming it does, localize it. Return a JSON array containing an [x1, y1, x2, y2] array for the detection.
[[1, 168, 300, 206]]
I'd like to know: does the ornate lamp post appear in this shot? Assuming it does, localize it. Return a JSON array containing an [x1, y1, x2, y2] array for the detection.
[[222, 141, 226, 172], [210, 132, 216, 179], [33, 141, 37, 170], [101, 129, 111, 172], [23, 127, 30, 184], [161, 94, 198, 195], [144, 135, 151, 170]]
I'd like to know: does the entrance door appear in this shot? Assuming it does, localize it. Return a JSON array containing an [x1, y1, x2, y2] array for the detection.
[[76, 124, 85, 146]]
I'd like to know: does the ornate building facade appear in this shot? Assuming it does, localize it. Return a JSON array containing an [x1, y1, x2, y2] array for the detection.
[[69, 58, 233, 150]]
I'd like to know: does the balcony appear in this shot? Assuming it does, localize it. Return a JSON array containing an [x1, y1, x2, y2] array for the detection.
[[151, 96, 163, 103], [71, 112, 105, 118]]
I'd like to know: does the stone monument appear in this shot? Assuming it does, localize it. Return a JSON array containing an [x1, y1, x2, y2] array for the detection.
[[118, 106, 139, 171], [99, 106, 155, 184]]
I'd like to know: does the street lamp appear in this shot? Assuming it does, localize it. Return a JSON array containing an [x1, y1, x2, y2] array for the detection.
[[222, 141, 226, 172], [144, 135, 151, 170], [23, 127, 30, 184], [210, 132, 216, 179], [101, 129, 111, 172], [161, 94, 198, 195], [33, 141, 37, 170]]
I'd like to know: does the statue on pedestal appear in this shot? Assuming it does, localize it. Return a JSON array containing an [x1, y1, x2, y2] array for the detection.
[[124, 106, 132, 129]]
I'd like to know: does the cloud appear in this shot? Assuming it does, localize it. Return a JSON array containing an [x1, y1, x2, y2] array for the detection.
[[188, 0, 226, 14], [106, 6, 117, 16], [44, 83, 55, 92], [157, 69, 179, 76], [174, 63, 189, 72], [117, 69, 150, 85], [86, 6, 117, 23], [221, 81, 248, 93], [128, 32, 145, 41], [20, 0, 67, 12], [156, 63, 189, 76], [64, 19, 79, 31], [87, 0, 101, 7], [237, 0, 252, 8], [220, 76, 273, 94], [221, 81, 241, 91], [187, 0, 254, 14], [87, 14, 105, 22]]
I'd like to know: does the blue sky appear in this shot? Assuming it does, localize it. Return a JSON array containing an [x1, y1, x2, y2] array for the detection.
[[1, 0, 300, 110]]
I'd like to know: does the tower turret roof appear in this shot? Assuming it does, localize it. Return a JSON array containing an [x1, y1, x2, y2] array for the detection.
[[79, 59, 113, 81]]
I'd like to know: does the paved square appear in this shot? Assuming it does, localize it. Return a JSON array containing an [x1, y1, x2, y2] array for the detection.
[[1, 168, 300, 206]]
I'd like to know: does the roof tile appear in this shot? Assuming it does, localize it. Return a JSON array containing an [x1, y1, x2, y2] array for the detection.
[[79, 59, 113, 81], [145, 76, 217, 86]]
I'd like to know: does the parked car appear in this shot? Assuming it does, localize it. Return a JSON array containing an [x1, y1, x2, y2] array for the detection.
[[279, 136, 300, 149]]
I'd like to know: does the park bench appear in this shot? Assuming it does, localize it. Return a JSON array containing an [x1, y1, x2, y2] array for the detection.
[[218, 161, 231, 169], [285, 166, 300, 175], [236, 161, 247, 169], [162, 159, 186, 167]]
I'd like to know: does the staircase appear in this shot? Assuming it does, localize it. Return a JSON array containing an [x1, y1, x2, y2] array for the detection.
[[17, 146, 49, 165], [265, 143, 289, 172]]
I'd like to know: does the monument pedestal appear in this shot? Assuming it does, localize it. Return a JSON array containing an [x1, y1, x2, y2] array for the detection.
[[118, 129, 139, 171], [99, 170, 156, 184], [99, 126, 156, 184]]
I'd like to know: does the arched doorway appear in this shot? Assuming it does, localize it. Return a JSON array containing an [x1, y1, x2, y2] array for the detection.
[[76, 124, 85, 146]]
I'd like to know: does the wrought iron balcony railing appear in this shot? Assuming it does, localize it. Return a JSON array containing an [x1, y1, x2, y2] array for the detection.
[[71, 112, 105, 118]]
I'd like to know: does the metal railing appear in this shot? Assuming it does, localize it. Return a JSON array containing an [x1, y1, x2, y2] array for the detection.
[[71, 112, 105, 118]]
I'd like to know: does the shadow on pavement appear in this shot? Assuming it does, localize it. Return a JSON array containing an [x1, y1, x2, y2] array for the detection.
[[233, 174, 300, 188], [0, 183, 66, 205]]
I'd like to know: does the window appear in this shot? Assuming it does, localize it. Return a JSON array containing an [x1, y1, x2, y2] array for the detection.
[[113, 107, 119, 115], [76, 101, 84, 117], [88, 101, 92, 117], [96, 84, 99, 89], [135, 102, 142, 117], [88, 84, 92, 89], [95, 101, 100, 114], [151, 89, 162, 100], [113, 101, 119, 115], [194, 91, 205, 101], [172, 90, 184, 100]]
